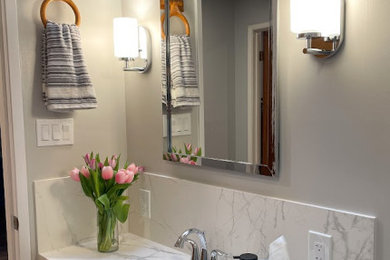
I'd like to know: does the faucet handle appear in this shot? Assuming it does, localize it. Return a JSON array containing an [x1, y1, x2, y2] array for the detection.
[[210, 249, 229, 260]]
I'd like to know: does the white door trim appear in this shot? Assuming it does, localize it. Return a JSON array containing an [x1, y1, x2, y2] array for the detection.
[[247, 22, 270, 164], [194, 0, 205, 152], [0, 0, 32, 259], [0, 48, 17, 260]]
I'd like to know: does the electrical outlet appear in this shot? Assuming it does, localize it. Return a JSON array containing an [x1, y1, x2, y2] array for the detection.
[[139, 189, 151, 219], [308, 231, 332, 260]]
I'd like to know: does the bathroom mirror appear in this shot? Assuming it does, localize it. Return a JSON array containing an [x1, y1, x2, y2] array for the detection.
[[161, 0, 278, 177]]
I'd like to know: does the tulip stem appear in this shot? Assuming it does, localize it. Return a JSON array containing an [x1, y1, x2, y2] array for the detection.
[[97, 209, 118, 252]]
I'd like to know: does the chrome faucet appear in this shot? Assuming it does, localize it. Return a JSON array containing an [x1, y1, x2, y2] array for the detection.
[[181, 238, 200, 260], [174, 228, 207, 260]]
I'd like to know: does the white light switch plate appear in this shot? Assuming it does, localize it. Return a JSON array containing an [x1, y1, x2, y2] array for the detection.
[[308, 231, 332, 260], [139, 189, 151, 219], [162, 113, 192, 137], [36, 119, 74, 147]]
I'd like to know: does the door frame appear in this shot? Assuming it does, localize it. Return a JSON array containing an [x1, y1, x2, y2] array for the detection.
[[0, 0, 32, 259], [194, 0, 205, 152], [247, 22, 270, 164]]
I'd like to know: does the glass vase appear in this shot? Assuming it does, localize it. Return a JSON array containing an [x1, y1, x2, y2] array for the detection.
[[97, 208, 119, 253]]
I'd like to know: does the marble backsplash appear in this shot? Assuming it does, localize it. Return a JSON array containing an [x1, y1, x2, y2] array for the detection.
[[34, 177, 96, 253], [34, 173, 375, 260], [34, 177, 127, 254], [127, 173, 375, 260]]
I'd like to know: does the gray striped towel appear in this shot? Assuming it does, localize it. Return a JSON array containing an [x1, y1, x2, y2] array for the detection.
[[162, 35, 200, 108], [42, 21, 97, 112]]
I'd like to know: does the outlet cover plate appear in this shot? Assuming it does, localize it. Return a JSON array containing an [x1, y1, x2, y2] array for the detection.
[[308, 231, 332, 260], [36, 118, 74, 146], [139, 189, 151, 219]]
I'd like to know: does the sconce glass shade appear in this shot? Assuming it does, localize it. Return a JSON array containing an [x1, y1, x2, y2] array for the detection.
[[290, 0, 341, 37], [139, 27, 148, 60], [113, 17, 151, 72], [113, 17, 139, 58]]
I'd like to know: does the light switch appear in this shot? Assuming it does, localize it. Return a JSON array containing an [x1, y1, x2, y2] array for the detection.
[[41, 124, 50, 141], [162, 113, 192, 137], [182, 115, 191, 133], [52, 124, 61, 141], [36, 118, 74, 147], [62, 124, 71, 140]]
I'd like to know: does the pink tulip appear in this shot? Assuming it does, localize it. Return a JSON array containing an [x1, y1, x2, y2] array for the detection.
[[69, 168, 80, 181], [171, 153, 178, 161], [98, 162, 104, 169], [125, 170, 135, 183], [186, 143, 192, 151], [115, 169, 128, 184], [193, 147, 200, 155], [80, 166, 90, 178], [127, 163, 138, 174], [89, 159, 96, 170], [102, 166, 114, 180], [180, 157, 190, 164], [180, 157, 196, 165], [84, 153, 91, 165], [109, 159, 117, 168]]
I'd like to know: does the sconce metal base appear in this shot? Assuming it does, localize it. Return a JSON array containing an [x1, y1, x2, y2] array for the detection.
[[120, 26, 152, 73], [297, 32, 342, 58], [121, 58, 151, 73]]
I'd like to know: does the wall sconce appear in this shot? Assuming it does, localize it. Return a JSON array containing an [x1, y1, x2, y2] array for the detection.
[[113, 17, 151, 72], [290, 0, 345, 58]]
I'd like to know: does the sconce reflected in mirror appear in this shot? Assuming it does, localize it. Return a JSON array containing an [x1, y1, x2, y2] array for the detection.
[[290, 0, 345, 58], [113, 17, 152, 72]]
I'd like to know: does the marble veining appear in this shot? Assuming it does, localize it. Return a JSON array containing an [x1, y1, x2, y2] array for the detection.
[[39, 233, 190, 260], [34, 177, 127, 253], [34, 174, 375, 260], [128, 173, 375, 260]]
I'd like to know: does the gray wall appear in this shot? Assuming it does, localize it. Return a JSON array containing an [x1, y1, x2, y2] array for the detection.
[[202, 0, 235, 160], [11, 0, 390, 258], [15, 0, 127, 258], [233, 0, 270, 161], [123, 0, 390, 259], [201, 0, 271, 161], [163, 0, 201, 153]]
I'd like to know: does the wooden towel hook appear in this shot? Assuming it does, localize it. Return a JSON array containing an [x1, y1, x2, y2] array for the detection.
[[161, 0, 190, 39], [40, 0, 81, 28], [160, 0, 183, 12]]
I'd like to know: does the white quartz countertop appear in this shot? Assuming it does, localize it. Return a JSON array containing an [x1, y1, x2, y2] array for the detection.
[[39, 233, 191, 260]]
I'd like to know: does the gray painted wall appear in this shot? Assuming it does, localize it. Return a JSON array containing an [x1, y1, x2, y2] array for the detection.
[[15, 0, 127, 258], [123, 0, 389, 259], [10, 0, 390, 258], [201, 0, 271, 162], [201, 0, 235, 160], [163, 0, 201, 153], [233, 0, 270, 161]]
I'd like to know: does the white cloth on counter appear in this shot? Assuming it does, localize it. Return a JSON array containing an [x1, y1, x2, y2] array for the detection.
[[268, 236, 290, 260], [161, 35, 200, 108], [41, 21, 97, 112]]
